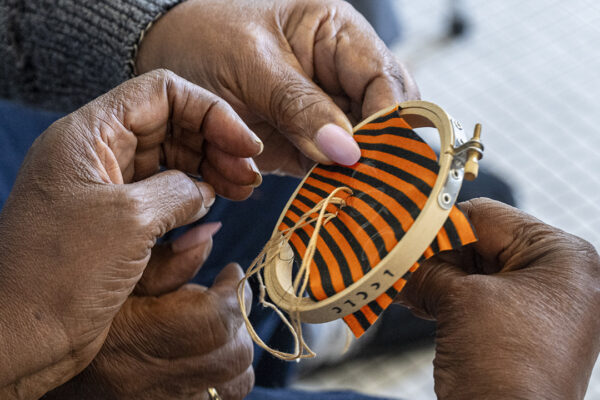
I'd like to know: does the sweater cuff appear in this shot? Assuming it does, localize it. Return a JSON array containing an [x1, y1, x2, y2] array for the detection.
[[9, 0, 183, 111]]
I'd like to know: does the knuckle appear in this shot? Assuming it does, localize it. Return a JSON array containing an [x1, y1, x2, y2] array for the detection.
[[224, 340, 253, 380], [306, 0, 350, 11], [511, 221, 600, 291], [207, 335, 251, 382], [238, 26, 266, 49], [168, 170, 199, 202], [150, 68, 176, 83], [217, 299, 244, 340], [569, 234, 598, 257], [269, 79, 328, 132], [205, 299, 242, 347], [243, 281, 253, 311], [145, 68, 182, 102], [202, 95, 226, 119], [209, 358, 237, 382], [229, 319, 254, 367], [132, 68, 174, 96], [237, 368, 255, 399], [331, 0, 358, 17], [457, 275, 488, 306], [239, 331, 254, 369], [565, 234, 600, 278], [382, 61, 408, 86], [119, 188, 165, 242], [122, 189, 153, 228], [518, 220, 556, 247], [216, 367, 254, 400], [212, 320, 234, 348]]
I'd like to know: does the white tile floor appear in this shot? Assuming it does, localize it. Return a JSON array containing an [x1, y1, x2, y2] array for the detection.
[[294, 0, 600, 398]]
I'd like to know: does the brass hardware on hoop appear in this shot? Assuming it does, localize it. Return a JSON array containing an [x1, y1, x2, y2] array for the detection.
[[451, 123, 484, 181], [438, 121, 483, 209]]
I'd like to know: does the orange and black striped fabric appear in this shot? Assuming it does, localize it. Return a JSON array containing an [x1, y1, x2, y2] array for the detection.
[[277, 106, 477, 337]]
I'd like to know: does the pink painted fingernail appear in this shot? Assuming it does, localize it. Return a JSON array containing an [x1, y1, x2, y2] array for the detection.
[[315, 124, 361, 166], [172, 222, 222, 253]]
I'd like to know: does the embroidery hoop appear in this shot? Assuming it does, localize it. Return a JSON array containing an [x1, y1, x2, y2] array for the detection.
[[263, 101, 483, 323]]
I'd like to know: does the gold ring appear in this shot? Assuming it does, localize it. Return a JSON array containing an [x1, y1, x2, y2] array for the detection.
[[208, 387, 222, 400]]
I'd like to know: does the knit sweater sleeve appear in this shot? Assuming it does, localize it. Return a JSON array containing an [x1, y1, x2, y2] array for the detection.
[[0, 0, 182, 112]]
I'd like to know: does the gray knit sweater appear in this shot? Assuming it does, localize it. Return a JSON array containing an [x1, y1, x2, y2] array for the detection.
[[0, 0, 182, 112]]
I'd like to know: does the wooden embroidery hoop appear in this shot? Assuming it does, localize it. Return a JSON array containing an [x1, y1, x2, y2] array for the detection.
[[264, 101, 483, 324]]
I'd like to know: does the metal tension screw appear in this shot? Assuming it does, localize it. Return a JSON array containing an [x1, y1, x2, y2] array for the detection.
[[464, 123, 482, 181]]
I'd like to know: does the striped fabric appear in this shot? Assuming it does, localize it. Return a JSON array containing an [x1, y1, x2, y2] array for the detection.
[[278, 106, 477, 337]]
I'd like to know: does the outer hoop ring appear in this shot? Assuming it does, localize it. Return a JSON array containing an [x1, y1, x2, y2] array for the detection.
[[264, 101, 469, 323]]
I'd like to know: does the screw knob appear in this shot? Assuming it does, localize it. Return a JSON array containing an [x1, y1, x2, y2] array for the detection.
[[464, 124, 482, 181]]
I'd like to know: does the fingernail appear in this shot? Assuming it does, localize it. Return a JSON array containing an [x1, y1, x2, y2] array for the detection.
[[238, 117, 263, 155], [250, 159, 262, 187], [253, 172, 263, 187], [172, 221, 222, 253], [196, 182, 215, 208], [255, 137, 264, 155], [315, 124, 361, 165]]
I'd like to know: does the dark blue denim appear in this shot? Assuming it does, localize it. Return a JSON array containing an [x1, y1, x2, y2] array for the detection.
[[247, 387, 393, 400]]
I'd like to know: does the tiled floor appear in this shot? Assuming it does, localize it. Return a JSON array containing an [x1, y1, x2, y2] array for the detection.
[[294, 0, 600, 398]]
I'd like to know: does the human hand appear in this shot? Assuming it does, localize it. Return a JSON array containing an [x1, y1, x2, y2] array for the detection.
[[136, 0, 419, 176], [46, 224, 254, 400], [397, 198, 600, 399], [0, 70, 260, 398]]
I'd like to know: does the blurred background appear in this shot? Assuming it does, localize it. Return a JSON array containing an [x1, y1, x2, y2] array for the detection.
[[294, 0, 600, 398]]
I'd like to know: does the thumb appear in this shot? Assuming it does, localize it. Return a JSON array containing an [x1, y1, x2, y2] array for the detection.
[[125, 169, 215, 236], [254, 56, 361, 166], [397, 259, 468, 320]]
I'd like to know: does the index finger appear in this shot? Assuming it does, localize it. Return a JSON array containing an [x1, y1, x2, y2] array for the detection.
[[81, 69, 263, 182], [122, 69, 263, 158]]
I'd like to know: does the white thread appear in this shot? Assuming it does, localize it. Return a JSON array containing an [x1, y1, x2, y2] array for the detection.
[[237, 187, 352, 361]]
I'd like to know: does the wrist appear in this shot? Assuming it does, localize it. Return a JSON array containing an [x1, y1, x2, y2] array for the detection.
[[132, 10, 167, 76], [134, 2, 185, 75], [135, 1, 203, 77], [0, 295, 75, 398], [0, 244, 77, 397], [436, 358, 581, 400]]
